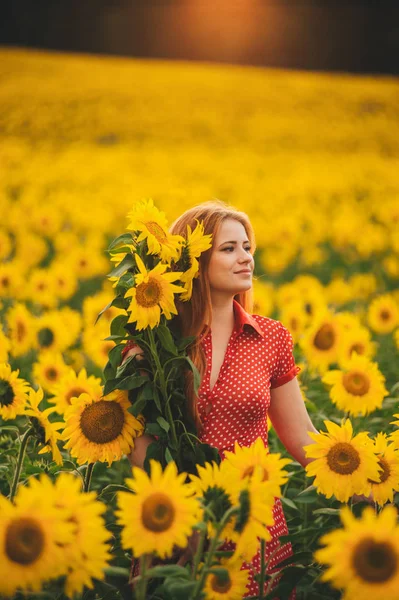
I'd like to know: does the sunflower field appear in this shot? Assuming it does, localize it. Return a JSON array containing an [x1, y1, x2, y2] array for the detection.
[[1, 47, 399, 599]]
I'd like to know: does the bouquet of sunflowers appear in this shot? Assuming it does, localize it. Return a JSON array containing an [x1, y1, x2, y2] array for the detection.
[[101, 198, 219, 474]]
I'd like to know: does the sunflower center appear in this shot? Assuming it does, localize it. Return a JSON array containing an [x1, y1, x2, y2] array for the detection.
[[0, 379, 15, 407], [342, 371, 370, 396], [45, 368, 59, 381], [210, 573, 232, 594], [145, 221, 167, 243], [304, 302, 313, 316], [326, 442, 360, 475], [38, 327, 54, 348], [5, 517, 45, 565], [313, 324, 335, 351], [349, 343, 365, 356], [1, 276, 10, 287], [80, 400, 125, 443], [136, 278, 162, 308], [65, 387, 87, 404], [380, 310, 391, 322], [353, 538, 397, 583], [242, 465, 269, 482], [369, 457, 391, 485], [16, 320, 26, 342], [141, 493, 175, 532], [290, 317, 298, 331]]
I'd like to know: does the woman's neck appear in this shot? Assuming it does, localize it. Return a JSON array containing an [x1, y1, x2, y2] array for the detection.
[[210, 295, 235, 331]]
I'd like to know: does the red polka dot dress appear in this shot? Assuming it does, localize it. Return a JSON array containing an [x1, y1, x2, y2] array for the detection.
[[198, 300, 299, 599]]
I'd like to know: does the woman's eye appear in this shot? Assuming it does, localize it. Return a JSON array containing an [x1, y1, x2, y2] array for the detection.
[[222, 247, 234, 252], [245, 247, 252, 253]]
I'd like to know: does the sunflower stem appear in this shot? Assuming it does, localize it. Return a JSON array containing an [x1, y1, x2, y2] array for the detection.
[[136, 554, 150, 600], [147, 328, 178, 448], [191, 525, 208, 581], [258, 538, 266, 599], [84, 462, 95, 492], [192, 505, 239, 599], [9, 426, 34, 501]]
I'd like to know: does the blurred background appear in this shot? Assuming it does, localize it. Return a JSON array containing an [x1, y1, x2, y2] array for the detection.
[[1, 0, 399, 74]]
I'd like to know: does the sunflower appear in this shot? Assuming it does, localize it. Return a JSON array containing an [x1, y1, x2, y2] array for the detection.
[[82, 323, 116, 369], [395, 328, 399, 351], [230, 471, 276, 563], [52, 473, 112, 597], [322, 355, 388, 417], [117, 459, 198, 559], [5, 302, 35, 357], [304, 420, 381, 502], [223, 437, 291, 499], [25, 387, 64, 465], [0, 362, 30, 420], [279, 301, 308, 343], [63, 389, 144, 465], [0, 261, 24, 298], [0, 328, 10, 362], [179, 220, 212, 301], [388, 415, 399, 449], [300, 313, 341, 373], [0, 227, 12, 260], [367, 434, 399, 507], [125, 253, 184, 330], [49, 261, 78, 301], [27, 268, 58, 309], [32, 351, 70, 392], [315, 505, 399, 600], [34, 311, 71, 353], [82, 289, 125, 327], [189, 461, 234, 538], [203, 558, 250, 600], [368, 294, 399, 335], [252, 278, 274, 317], [337, 325, 376, 367], [49, 367, 103, 415], [349, 273, 377, 301], [127, 198, 184, 262], [0, 478, 75, 596]]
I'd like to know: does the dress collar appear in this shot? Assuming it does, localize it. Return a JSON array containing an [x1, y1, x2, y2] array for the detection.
[[233, 299, 264, 337]]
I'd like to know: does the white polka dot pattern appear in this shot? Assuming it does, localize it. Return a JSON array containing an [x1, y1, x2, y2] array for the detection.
[[198, 301, 298, 599]]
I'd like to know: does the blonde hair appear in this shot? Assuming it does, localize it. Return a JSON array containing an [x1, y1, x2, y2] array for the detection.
[[170, 200, 255, 429]]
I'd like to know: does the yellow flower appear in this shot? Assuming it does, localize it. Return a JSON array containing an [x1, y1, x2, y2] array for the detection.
[[279, 301, 309, 343], [32, 351, 70, 392], [117, 460, 198, 559], [367, 434, 399, 507], [0, 328, 10, 362], [52, 473, 112, 597], [26, 268, 58, 309], [304, 420, 381, 502], [25, 387, 64, 465], [82, 321, 116, 369], [252, 278, 274, 317], [0, 362, 30, 420], [0, 478, 75, 596], [49, 261, 78, 301], [0, 227, 12, 260], [337, 325, 376, 367], [315, 505, 399, 600], [322, 354, 388, 416], [126, 253, 184, 330], [300, 313, 341, 373], [395, 328, 399, 351], [204, 558, 250, 600], [5, 302, 35, 357], [223, 437, 291, 499], [127, 198, 184, 262], [179, 220, 212, 301], [49, 367, 103, 415], [348, 273, 377, 300], [34, 311, 72, 353], [368, 294, 399, 334], [0, 261, 24, 298], [63, 389, 144, 465]]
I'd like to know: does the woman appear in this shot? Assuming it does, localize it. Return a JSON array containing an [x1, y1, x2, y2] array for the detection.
[[124, 200, 318, 597]]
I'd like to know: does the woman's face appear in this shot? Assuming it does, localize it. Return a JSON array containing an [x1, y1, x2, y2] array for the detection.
[[207, 218, 254, 298]]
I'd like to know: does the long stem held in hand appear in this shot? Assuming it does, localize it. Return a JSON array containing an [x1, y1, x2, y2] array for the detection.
[[9, 426, 34, 501], [258, 538, 266, 599]]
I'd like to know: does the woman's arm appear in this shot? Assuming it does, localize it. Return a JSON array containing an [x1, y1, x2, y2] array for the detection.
[[122, 345, 155, 469], [268, 377, 318, 467]]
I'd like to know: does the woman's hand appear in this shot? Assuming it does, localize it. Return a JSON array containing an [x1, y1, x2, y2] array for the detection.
[[122, 344, 144, 364]]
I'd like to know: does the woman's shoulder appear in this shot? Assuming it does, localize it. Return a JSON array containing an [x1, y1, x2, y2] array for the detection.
[[250, 313, 289, 336]]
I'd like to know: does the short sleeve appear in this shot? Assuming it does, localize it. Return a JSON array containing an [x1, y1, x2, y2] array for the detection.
[[270, 323, 300, 389]]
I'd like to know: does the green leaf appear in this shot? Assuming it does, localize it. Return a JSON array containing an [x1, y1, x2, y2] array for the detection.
[[107, 253, 135, 279], [94, 298, 113, 325], [163, 579, 197, 600], [312, 508, 341, 516], [145, 422, 164, 436], [107, 232, 134, 252], [103, 374, 147, 395], [208, 567, 229, 583], [111, 314, 129, 337], [156, 324, 178, 355], [185, 356, 201, 395], [165, 447, 174, 463], [177, 335, 196, 351], [281, 497, 299, 511], [144, 441, 164, 473], [145, 565, 190, 579], [153, 387, 162, 412], [108, 344, 124, 370], [156, 416, 170, 432]]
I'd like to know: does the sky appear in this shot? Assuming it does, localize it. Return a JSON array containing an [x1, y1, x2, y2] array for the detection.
[[1, 1, 398, 75]]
